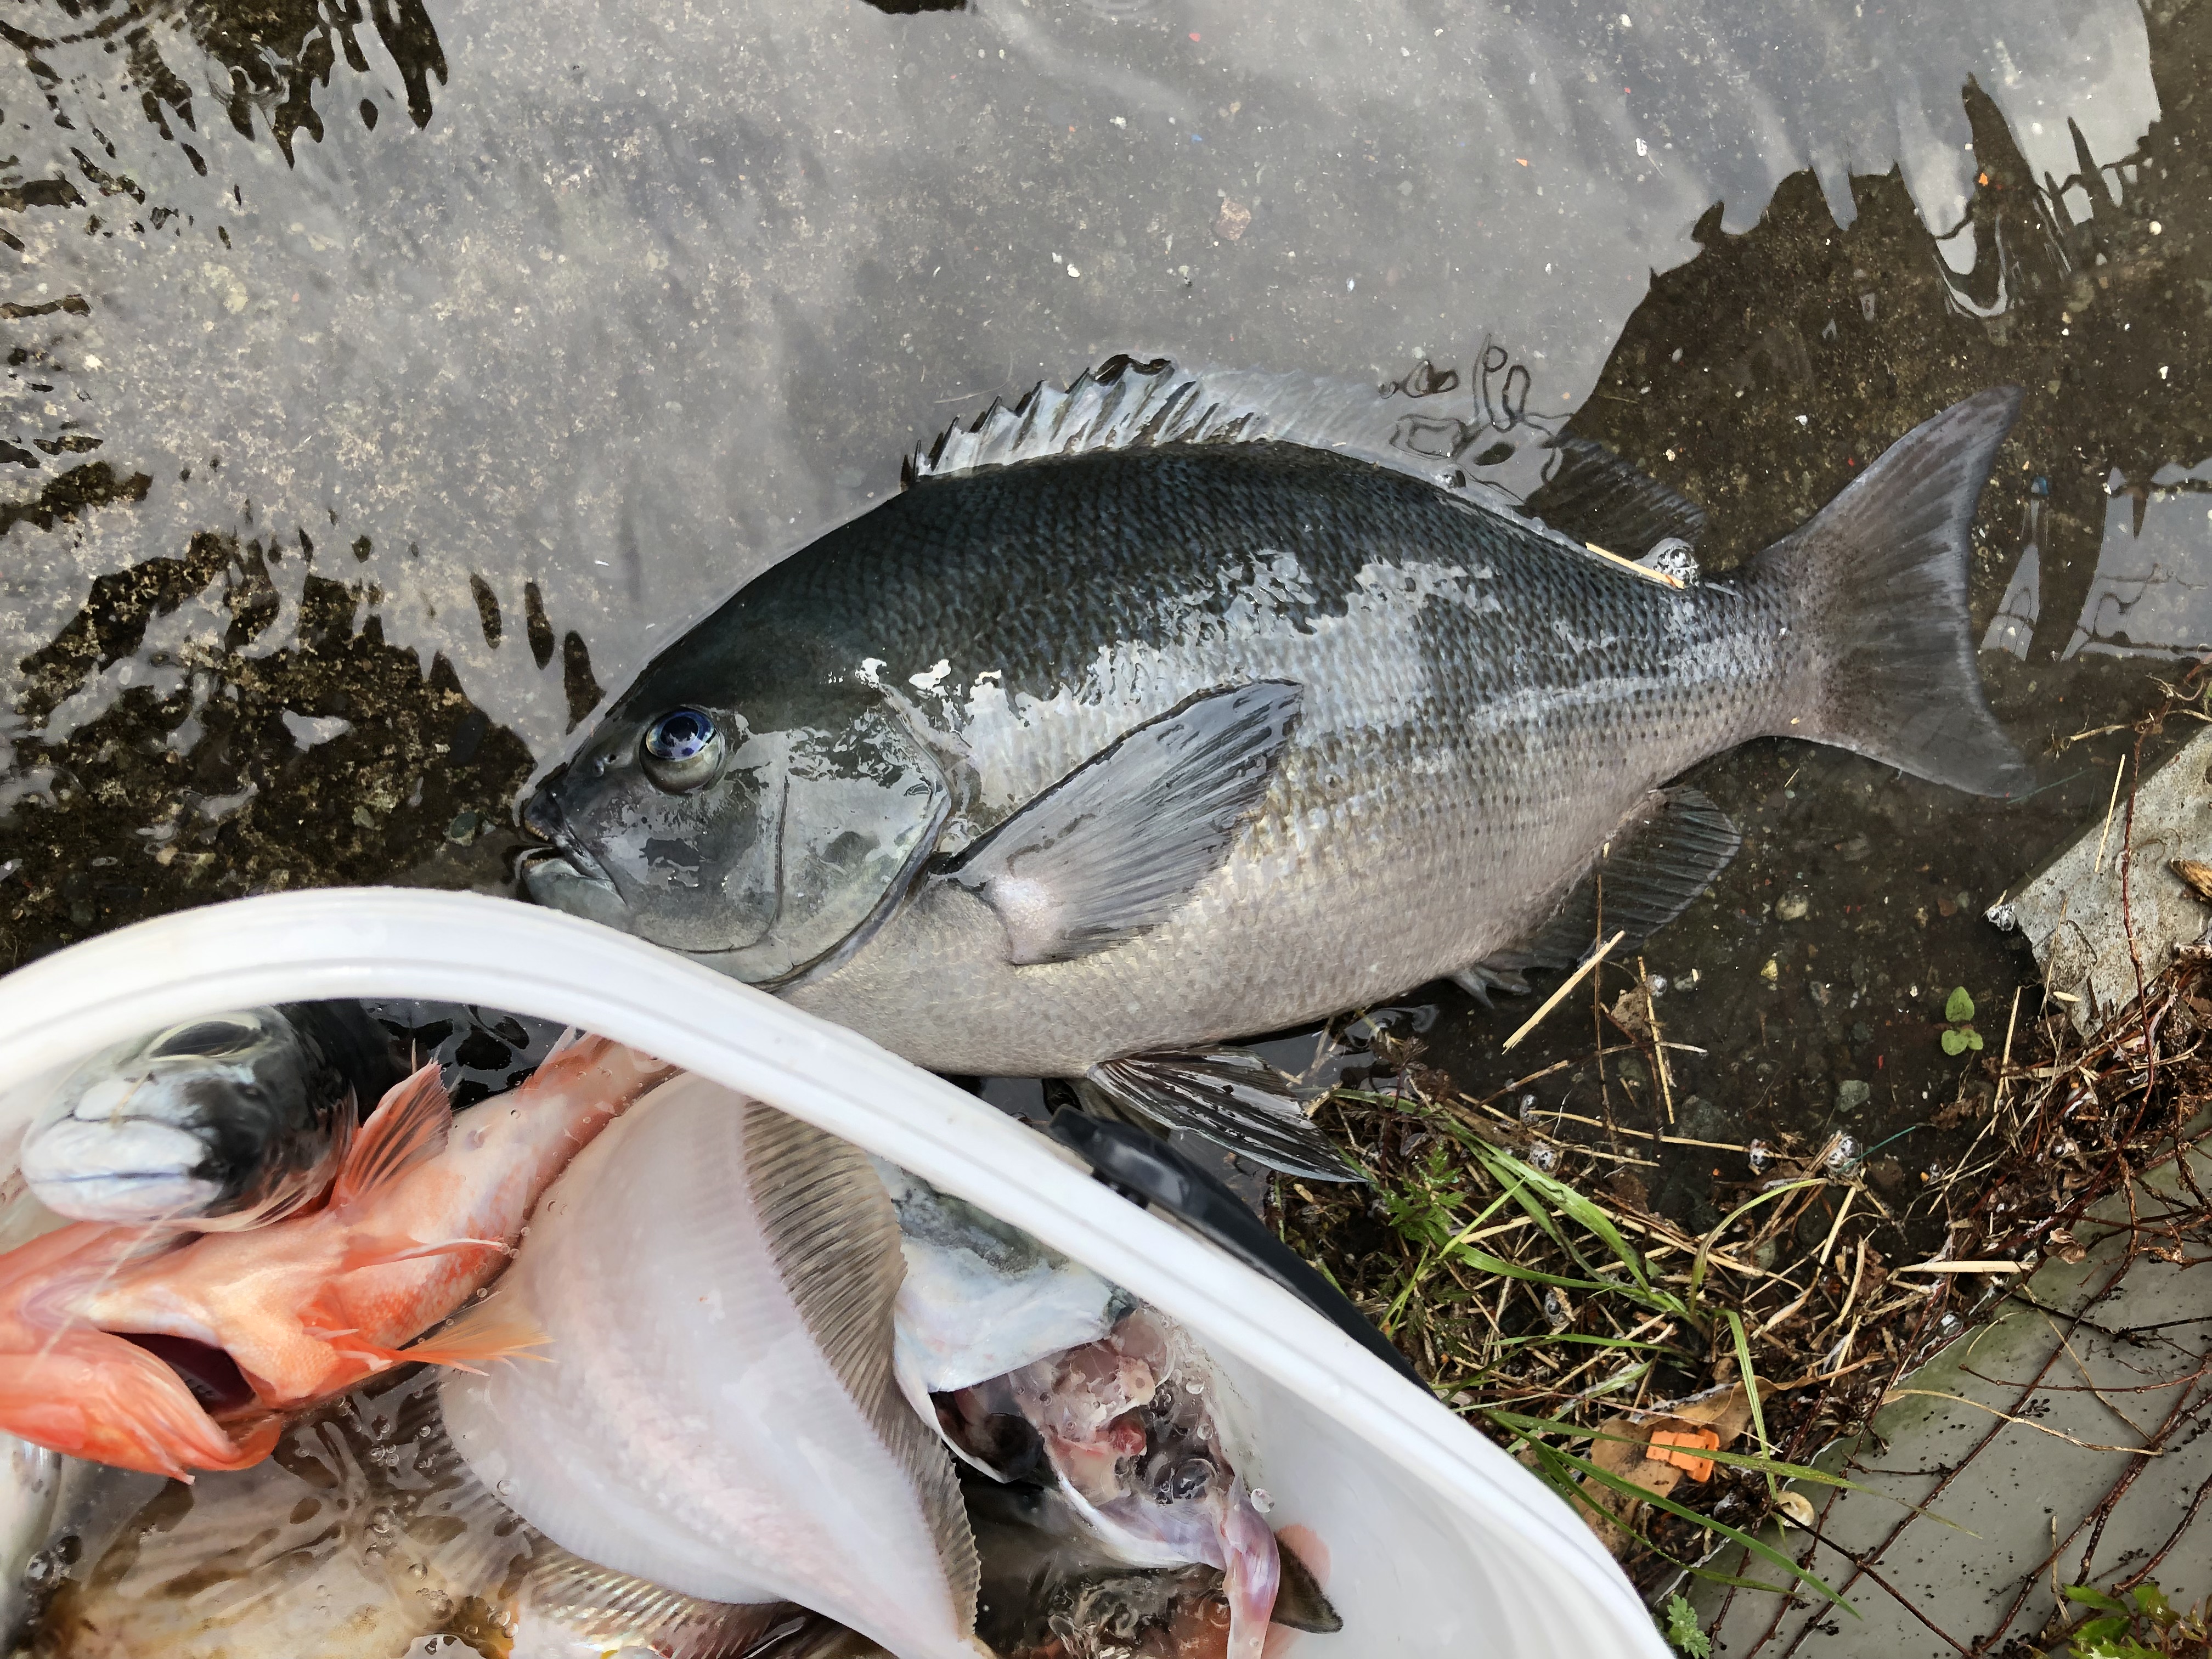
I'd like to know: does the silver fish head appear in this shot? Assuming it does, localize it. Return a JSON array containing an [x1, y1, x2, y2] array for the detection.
[[522, 663, 951, 986], [20, 1009, 346, 1226]]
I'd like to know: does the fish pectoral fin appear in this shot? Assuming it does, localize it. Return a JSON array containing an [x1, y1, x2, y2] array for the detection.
[[1513, 786, 1742, 973], [1080, 1049, 1358, 1183], [401, 1290, 551, 1371], [946, 681, 1302, 966], [335, 1232, 510, 1275], [331, 1060, 453, 1211]]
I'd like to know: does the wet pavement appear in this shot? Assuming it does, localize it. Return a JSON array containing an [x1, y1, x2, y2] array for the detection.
[[4, 0, 2212, 1255]]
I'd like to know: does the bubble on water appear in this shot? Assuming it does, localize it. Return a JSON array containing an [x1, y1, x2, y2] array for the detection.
[[1746, 1139, 1771, 1172], [494, 1478, 515, 1498], [1646, 974, 1668, 996], [1517, 1092, 1538, 1118], [1249, 1488, 1274, 1514], [1528, 1141, 1558, 1172], [1823, 1136, 1859, 1171], [1184, 1378, 1205, 1395]]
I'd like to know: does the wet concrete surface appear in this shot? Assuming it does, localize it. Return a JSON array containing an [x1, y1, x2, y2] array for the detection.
[[2, 0, 2212, 1263]]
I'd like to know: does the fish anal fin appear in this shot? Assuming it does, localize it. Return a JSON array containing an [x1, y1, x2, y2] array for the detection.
[[744, 1103, 981, 1633], [402, 1291, 550, 1371], [1450, 956, 1533, 1007], [948, 682, 1302, 966], [1521, 432, 1708, 559], [1080, 1050, 1357, 1183], [1514, 786, 1742, 974], [332, 1062, 452, 1211]]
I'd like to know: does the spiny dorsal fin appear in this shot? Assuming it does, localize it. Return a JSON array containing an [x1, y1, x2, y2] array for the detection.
[[947, 681, 1302, 966], [332, 1062, 450, 1210], [1520, 432, 1708, 559], [743, 1103, 980, 1634]]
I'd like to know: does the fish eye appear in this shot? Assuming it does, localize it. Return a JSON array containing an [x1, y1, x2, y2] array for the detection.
[[639, 707, 727, 793]]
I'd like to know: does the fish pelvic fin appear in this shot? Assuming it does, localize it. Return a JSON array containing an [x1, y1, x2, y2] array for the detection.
[[0, 1327, 273, 1477], [1079, 1049, 1358, 1183], [1755, 386, 2029, 798], [332, 1061, 452, 1211]]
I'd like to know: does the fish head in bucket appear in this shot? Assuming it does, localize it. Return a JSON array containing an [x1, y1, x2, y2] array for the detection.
[[520, 622, 951, 989], [0, 1227, 276, 1479]]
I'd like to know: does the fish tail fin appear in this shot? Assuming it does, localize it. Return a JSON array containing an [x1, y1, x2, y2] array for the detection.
[[1753, 387, 2029, 798]]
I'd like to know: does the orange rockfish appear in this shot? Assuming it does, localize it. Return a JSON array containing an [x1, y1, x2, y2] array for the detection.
[[0, 1033, 672, 1479]]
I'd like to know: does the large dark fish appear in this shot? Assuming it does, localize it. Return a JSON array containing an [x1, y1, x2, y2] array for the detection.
[[520, 362, 2025, 1176], [16, 1003, 402, 1228]]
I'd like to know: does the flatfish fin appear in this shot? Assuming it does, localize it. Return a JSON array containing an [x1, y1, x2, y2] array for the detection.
[[946, 682, 1301, 967], [520, 1549, 814, 1659], [1272, 1535, 1344, 1634], [1519, 432, 1708, 560], [1076, 1049, 1357, 1183], [744, 1103, 982, 1634], [1462, 787, 1742, 992]]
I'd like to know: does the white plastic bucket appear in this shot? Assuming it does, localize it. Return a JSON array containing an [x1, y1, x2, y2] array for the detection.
[[0, 888, 1667, 1657]]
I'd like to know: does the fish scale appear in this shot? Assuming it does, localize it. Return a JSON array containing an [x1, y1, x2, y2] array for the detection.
[[769, 443, 1786, 1075]]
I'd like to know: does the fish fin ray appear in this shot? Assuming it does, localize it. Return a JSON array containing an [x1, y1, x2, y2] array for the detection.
[[334, 1232, 508, 1275], [1451, 956, 1534, 1005], [403, 1290, 550, 1369], [1520, 432, 1708, 558], [947, 681, 1302, 966], [523, 1545, 802, 1658], [332, 1061, 451, 1211], [1080, 1050, 1359, 1183], [1757, 386, 2029, 797], [744, 1103, 981, 1633], [1515, 787, 1742, 972]]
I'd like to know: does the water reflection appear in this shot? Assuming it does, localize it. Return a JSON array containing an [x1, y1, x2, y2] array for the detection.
[[0, 0, 2207, 1221]]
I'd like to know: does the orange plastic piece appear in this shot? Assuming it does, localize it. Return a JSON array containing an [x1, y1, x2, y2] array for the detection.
[[1645, 1427, 1723, 1482]]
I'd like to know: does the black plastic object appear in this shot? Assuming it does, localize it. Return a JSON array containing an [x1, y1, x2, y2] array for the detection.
[[1043, 1108, 1425, 1387]]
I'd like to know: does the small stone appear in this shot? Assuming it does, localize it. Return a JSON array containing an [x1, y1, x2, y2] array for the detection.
[[445, 810, 481, 845], [1836, 1079, 1871, 1114], [1759, 957, 1780, 982], [1214, 198, 1252, 240], [1775, 891, 1809, 921]]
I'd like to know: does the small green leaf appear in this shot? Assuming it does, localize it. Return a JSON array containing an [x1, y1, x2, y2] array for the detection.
[[2075, 1615, 2134, 1643], [1945, 985, 1976, 1022], [2063, 1584, 2131, 1615], [1963, 1026, 1983, 1050], [1940, 1028, 1968, 1056], [2131, 1582, 2174, 1622], [1663, 1594, 1712, 1657]]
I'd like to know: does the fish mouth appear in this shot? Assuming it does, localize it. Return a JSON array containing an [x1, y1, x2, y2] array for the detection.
[[112, 1331, 259, 1417]]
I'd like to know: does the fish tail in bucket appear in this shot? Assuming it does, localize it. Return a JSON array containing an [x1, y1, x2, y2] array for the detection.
[[1754, 386, 2029, 797]]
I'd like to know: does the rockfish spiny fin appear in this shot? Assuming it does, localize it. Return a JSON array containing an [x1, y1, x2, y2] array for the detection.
[[743, 1102, 980, 1634], [331, 1061, 451, 1211], [948, 681, 1302, 967], [1077, 1049, 1357, 1183], [1756, 387, 2029, 798]]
